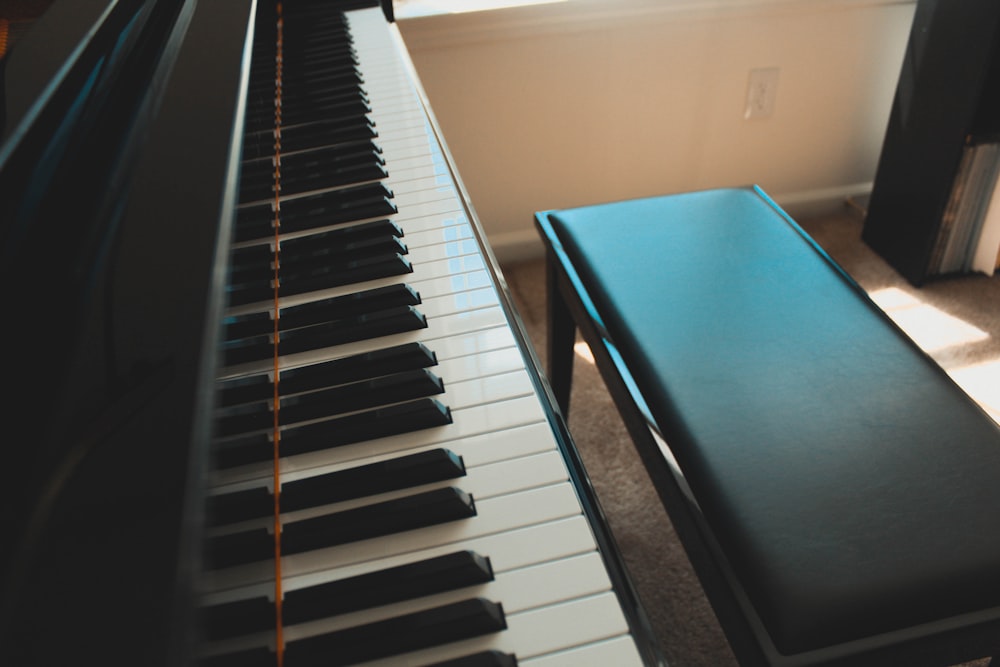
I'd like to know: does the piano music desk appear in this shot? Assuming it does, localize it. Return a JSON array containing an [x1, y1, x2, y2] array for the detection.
[[534, 186, 1000, 666]]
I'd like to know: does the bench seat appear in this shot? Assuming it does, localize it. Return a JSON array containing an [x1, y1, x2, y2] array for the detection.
[[535, 186, 1000, 666]]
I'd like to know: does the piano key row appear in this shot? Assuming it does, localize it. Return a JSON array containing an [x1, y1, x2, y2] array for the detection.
[[201, 4, 646, 666]]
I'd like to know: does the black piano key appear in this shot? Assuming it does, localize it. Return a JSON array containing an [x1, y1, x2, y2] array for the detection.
[[281, 486, 476, 556], [282, 28, 352, 46], [223, 283, 418, 341], [246, 141, 381, 180], [203, 550, 492, 641], [225, 252, 411, 307], [226, 235, 408, 288], [284, 118, 377, 151], [244, 85, 370, 134], [233, 183, 395, 242], [279, 233, 406, 269], [241, 118, 376, 160], [202, 595, 274, 642], [275, 101, 378, 139], [238, 146, 385, 203], [253, 366, 443, 427], [208, 448, 465, 525], [205, 525, 274, 570], [283, 598, 506, 667], [280, 397, 452, 457], [278, 219, 403, 261], [279, 252, 412, 296], [274, 66, 360, 91], [260, 62, 361, 88], [222, 303, 426, 366], [223, 282, 417, 341], [213, 398, 452, 469], [422, 651, 519, 667], [283, 446, 464, 511], [207, 485, 273, 527], [281, 182, 395, 222], [276, 84, 365, 109], [279, 300, 426, 347], [283, 17, 352, 36], [278, 94, 369, 121], [216, 367, 444, 436], [283, 28, 354, 52], [277, 82, 368, 110], [282, 39, 356, 61], [284, 550, 493, 623], [281, 48, 357, 70], [216, 342, 437, 407], [228, 218, 401, 270], [207, 486, 475, 568]]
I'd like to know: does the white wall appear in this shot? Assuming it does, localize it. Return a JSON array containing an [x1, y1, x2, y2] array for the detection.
[[398, 0, 917, 261]]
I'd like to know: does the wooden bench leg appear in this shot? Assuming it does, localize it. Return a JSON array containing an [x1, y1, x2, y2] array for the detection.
[[546, 256, 576, 416]]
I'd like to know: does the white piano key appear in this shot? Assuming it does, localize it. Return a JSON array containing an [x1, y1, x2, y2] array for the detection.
[[440, 369, 535, 409], [407, 237, 482, 264], [411, 268, 493, 302], [419, 286, 499, 320], [406, 222, 474, 248], [396, 211, 472, 237], [375, 132, 438, 156], [351, 592, 637, 667], [385, 174, 456, 197], [522, 635, 646, 667], [380, 141, 440, 166], [438, 350, 528, 386], [385, 182, 456, 209], [386, 155, 451, 180], [389, 195, 462, 221]]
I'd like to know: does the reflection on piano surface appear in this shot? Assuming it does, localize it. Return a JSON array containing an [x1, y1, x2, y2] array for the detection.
[[0, 1, 664, 665]]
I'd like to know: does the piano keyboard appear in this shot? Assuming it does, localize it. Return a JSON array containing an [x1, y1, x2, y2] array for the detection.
[[199, 4, 654, 665]]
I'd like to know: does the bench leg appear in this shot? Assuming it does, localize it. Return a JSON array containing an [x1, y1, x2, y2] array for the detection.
[[546, 257, 576, 416]]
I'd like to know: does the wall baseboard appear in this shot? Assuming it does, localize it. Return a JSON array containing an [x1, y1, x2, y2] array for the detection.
[[491, 228, 548, 264], [772, 182, 872, 220]]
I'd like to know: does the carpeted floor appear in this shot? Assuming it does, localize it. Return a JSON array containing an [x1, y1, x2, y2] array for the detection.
[[498, 203, 1000, 667]]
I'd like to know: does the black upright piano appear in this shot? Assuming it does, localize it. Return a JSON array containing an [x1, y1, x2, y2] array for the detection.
[[0, 1, 664, 665]]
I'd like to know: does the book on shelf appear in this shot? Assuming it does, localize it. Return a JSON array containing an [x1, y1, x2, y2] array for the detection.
[[928, 138, 1000, 277]]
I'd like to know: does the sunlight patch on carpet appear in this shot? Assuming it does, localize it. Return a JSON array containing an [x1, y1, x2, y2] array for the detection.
[[869, 287, 989, 352], [948, 358, 1000, 426]]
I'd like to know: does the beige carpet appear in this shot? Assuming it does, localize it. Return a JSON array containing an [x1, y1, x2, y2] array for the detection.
[[498, 204, 1000, 667]]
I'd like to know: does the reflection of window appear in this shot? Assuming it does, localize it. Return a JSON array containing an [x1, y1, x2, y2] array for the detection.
[[394, 0, 568, 19]]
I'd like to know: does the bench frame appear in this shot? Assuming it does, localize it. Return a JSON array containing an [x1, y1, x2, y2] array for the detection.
[[535, 195, 1000, 667]]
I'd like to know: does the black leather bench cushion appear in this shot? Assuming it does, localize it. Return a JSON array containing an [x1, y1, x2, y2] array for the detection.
[[544, 187, 1000, 655]]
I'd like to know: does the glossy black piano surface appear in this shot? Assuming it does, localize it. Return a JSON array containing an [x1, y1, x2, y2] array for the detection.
[[0, 1, 663, 665]]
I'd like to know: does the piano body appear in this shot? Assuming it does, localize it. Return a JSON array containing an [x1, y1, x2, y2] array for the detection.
[[0, 1, 664, 665]]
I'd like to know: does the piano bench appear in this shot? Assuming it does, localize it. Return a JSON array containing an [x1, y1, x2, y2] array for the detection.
[[534, 186, 1000, 667]]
